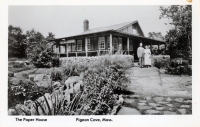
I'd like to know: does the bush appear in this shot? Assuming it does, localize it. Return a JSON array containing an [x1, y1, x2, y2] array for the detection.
[[32, 48, 53, 68], [153, 55, 170, 69], [52, 57, 60, 67]]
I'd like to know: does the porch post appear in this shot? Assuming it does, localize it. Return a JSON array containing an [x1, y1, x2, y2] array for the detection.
[[110, 34, 113, 55], [85, 37, 88, 57], [66, 44, 69, 57], [127, 37, 130, 55]]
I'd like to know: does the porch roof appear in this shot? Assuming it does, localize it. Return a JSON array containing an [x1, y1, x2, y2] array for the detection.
[[52, 30, 165, 45]]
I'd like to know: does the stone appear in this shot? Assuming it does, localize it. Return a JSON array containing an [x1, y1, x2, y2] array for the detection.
[[156, 107, 165, 111], [139, 100, 147, 103], [145, 110, 160, 115], [157, 101, 169, 105], [166, 97, 172, 102], [138, 106, 152, 111], [111, 105, 121, 115], [116, 95, 125, 105], [128, 95, 140, 99], [180, 105, 190, 108], [145, 96, 152, 101], [166, 104, 173, 107], [138, 103, 146, 106], [178, 109, 187, 114], [153, 97, 164, 103], [175, 98, 184, 103], [123, 98, 137, 108], [183, 100, 192, 104], [163, 111, 177, 115], [149, 103, 160, 108], [117, 107, 141, 115], [8, 108, 17, 115]]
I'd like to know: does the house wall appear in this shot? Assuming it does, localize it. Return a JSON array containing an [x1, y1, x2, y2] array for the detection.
[[118, 23, 144, 37]]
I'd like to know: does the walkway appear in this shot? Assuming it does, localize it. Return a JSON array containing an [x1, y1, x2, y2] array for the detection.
[[117, 66, 192, 115]]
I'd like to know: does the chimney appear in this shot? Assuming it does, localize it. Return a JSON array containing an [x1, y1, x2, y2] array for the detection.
[[83, 20, 89, 32]]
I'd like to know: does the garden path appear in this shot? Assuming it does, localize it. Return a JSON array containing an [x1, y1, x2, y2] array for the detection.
[[117, 65, 192, 115]]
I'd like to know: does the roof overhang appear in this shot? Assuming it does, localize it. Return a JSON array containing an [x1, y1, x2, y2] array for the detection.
[[51, 30, 165, 45]]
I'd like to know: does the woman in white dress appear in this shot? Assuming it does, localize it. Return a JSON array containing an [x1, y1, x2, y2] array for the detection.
[[143, 45, 151, 67]]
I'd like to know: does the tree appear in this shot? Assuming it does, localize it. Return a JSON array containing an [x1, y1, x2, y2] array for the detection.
[[8, 25, 26, 58], [25, 29, 46, 59], [159, 5, 192, 59], [46, 32, 55, 41]]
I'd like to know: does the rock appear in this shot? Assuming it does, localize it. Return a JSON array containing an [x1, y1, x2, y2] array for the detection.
[[166, 97, 172, 102], [116, 95, 124, 105], [145, 96, 152, 101], [138, 106, 152, 111], [180, 105, 190, 108], [183, 100, 192, 104], [156, 107, 165, 111], [128, 95, 140, 99], [166, 104, 173, 107], [139, 100, 147, 103], [117, 107, 141, 115], [153, 97, 164, 103], [138, 103, 146, 106], [8, 72, 14, 77], [175, 98, 184, 103], [145, 110, 160, 115], [29, 74, 48, 82], [31, 93, 53, 115], [163, 111, 177, 115], [111, 105, 121, 115], [123, 98, 137, 108], [149, 103, 160, 108], [178, 109, 186, 114], [157, 101, 169, 105], [15, 104, 26, 115], [8, 108, 17, 115]]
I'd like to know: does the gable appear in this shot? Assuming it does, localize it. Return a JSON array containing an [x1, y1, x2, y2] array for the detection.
[[117, 22, 144, 37]]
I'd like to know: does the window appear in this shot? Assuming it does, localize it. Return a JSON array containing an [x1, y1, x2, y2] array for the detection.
[[98, 37, 105, 49], [118, 38, 122, 50], [72, 43, 76, 51], [113, 38, 118, 50], [67, 44, 71, 52], [87, 38, 90, 50], [77, 40, 82, 51], [107, 36, 110, 49], [60, 45, 66, 53]]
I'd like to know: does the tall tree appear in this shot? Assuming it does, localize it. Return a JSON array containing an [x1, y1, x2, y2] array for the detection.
[[159, 5, 192, 59], [25, 29, 46, 59], [8, 25, 26, 58], [46, 32, 55, 41]]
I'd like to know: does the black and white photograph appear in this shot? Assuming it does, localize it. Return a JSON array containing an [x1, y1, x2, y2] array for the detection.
[[1, 1, 200, 126], [7, 5, 192, 116]]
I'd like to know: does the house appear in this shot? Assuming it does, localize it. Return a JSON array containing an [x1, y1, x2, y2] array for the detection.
[[51, 20, 166, 61]]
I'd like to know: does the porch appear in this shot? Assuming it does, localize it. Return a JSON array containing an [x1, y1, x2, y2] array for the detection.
[[52, 30, 166, 61]]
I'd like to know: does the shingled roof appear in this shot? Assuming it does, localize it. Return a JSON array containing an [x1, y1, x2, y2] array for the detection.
[[54, 20, 143, 40]]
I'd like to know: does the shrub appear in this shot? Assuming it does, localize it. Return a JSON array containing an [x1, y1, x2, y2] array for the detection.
[[32, 48, 53, 68], [52, 57, 60, 67], [153, 55, 170, 69]]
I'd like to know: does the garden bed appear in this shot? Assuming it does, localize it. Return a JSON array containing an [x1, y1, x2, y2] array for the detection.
[[8, 55, 134, 115]]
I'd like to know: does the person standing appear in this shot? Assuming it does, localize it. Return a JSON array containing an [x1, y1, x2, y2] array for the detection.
[[143, 45, 151, 67], [137, 43, 144, 68]]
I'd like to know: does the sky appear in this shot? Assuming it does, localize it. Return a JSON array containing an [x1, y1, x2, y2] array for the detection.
[[8, 5, 172, 38]]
